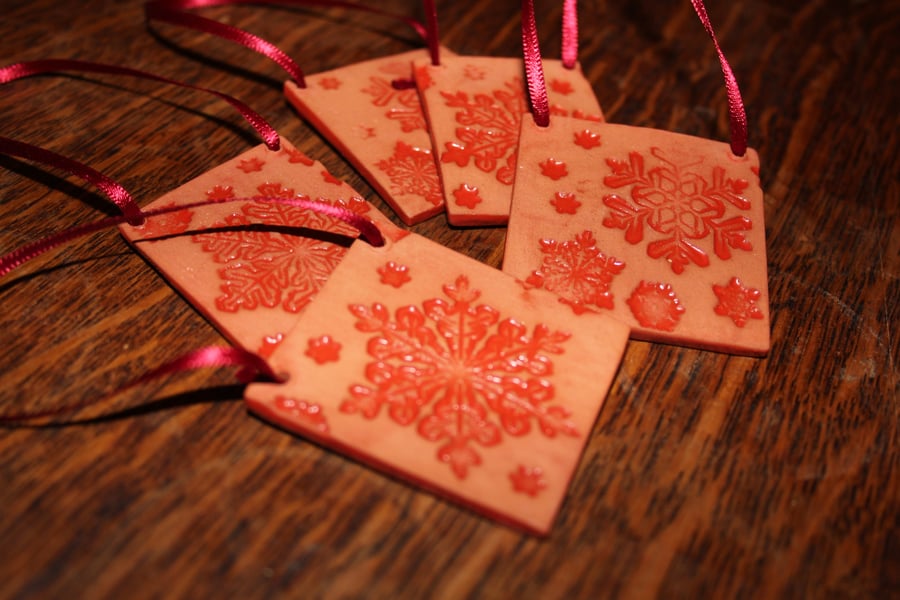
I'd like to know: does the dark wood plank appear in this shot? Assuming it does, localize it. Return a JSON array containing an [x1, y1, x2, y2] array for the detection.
[[0, 0, 897, 597]]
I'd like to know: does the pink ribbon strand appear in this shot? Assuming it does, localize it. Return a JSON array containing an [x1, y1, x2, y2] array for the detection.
[[521, 0, 550, 127]]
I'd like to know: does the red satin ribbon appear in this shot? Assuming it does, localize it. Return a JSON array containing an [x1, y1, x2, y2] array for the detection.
[[0, 195, 386, 278], [145, 0, 441, 88], [0, 346, 279, 424], [520, 0, 749, 155], [521, 0, 550, 127], [0, 135, 145, 225], [561, 0, 578, 69], [690, 0, 748, 156], [0, 59, 280, 151]]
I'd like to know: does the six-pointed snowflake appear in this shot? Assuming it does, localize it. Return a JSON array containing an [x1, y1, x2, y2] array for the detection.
[[526, 230, 625, 313], [361, 76, 427, 132], [602, 147, 753, 274], [192, 183, 369, 314], [341, 275, 578, 479], [376, 142, 443, 206], [713, 277, 764, 327], [439, 77, 527, 185]]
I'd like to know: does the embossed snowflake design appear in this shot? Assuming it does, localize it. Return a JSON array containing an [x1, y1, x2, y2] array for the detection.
[[341, 275, 578, 479], [192, 184, 368, 313], [376, 142, 442, 206], [602, 147, 752, 274], [526, 231, 625, 314], [713, 277, 764, 327], [135, 204, 193, 240], [440, 77, 527, 185], [362, 76, 427, 132]]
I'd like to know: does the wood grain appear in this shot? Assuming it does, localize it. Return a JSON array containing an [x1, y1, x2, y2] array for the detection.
[[1, 0, 897, 597]]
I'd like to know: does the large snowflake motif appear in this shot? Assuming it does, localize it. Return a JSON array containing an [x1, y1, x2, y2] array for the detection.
[[376, 142, 443, 206], [526, 230, 625, 314], [439, 77, 527, 185], [361, 76, 427, 132], [602, 147, 753, 274], [341, 275, 578, 479], [192, 184, 369, 313]]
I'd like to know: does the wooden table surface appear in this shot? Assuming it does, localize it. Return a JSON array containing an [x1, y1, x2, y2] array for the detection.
[[1, 0, 897, 597]]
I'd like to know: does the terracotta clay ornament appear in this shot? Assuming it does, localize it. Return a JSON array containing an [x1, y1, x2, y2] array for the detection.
[[146, 0, 450, 226], [503, 0, 770, 355], [244, 231, 629, 534], [414, 0, 603, 226], [120, 139, 405, 358]]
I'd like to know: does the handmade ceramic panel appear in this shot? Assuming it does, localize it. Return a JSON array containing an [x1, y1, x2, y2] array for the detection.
[[415, 55, 603, 226], [504, 118, 769, 355], [285, 49, 454, 225], [245, 232, 629, 534], [120, 139, 403, 358]]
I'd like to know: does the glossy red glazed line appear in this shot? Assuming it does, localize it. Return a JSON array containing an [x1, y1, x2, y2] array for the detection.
[[0, 195, 386, 278], [0, 346, 279, 424], [0, 59, 280, 151], [145, 0, 440, 88]]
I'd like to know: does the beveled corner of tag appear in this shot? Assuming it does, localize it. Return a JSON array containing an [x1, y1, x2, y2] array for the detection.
[[119, 137, 403, 358], [504, 118, 770, 355], [244, 232, 628, 534]]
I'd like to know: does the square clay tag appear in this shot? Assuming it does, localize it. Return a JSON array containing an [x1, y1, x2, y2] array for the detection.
[[285, 49, 454, 225], [120, 138, 403, 358], [414, 55, 603, 226], [244, 232, 629, 534], [504, 118, 770, 355]]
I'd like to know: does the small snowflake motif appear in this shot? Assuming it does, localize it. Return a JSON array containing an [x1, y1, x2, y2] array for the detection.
[[713, 277, 764, 327], [305, 335, 342, 364], [237, 157, 265, 173], [571, 109, 603, 122], [414, 63, 434, 90], [603, 147, 752, 273], [376, 142, 443, 207], [550, 104, 570, 117], [274, 396, 330, 434], [463, 64, 486, 80], [550, 191, 581, 214], [135, 204, 193, 239], [318, 77, 341, 90], [527, 230, 625, 313], [257, 332, 285, 359], [354, 125, 377, 139], [627, 281, 685, 331], [509, 465, 547, 497], [377, 261, 412, 288], [341, 275, 578, 479], [550, 79, 574, 95], [282, 147, 314, 166], [321, 170, 343, 186], [574, 130, 602, 149], [539, 158, 568, 180], [452, 183, 483, 209], [206, 185, 235, 201]]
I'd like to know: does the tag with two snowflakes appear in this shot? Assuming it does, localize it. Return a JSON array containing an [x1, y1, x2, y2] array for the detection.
[[245, 231, 629, 534], [503, 119, 769, 355], [120, 138, 405, 358], [414, 55, 603, 226]]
